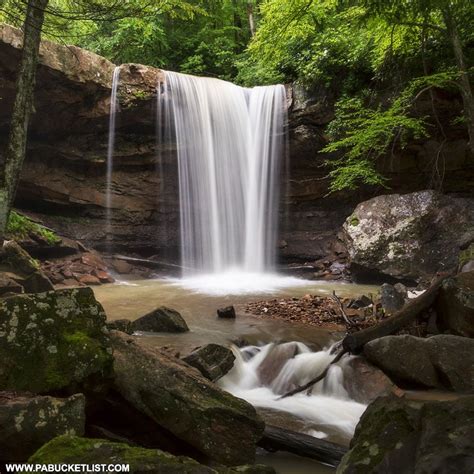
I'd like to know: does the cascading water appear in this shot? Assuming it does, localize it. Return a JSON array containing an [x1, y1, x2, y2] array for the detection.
[[219, 342, 367, 443], [159, 71, 287, 281], [105, 65, 121, 253]]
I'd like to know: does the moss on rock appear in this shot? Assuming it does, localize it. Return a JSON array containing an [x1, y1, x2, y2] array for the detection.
[[0, 288, 113, 393], [27, 436, 276, 474]]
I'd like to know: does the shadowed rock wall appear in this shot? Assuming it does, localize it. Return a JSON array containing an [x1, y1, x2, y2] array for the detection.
[[1, 24, 472, 266]]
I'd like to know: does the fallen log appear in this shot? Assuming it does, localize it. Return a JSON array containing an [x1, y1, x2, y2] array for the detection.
[[109, 254, 188, 271], [342, 276, 445, 354], [258, 424, 348, 467]]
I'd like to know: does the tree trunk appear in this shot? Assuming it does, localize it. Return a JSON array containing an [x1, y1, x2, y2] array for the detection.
[[442, 7, 474, 154], [0, 0, 49, 243], [342, 277, 445, 354], [247, 2, 256, 36], [258, 425, 348, 467]]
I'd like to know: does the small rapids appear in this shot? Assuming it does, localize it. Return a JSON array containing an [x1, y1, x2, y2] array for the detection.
[[219, 342, 366, 443]]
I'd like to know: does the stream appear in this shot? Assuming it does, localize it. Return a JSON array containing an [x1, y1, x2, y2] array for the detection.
[[94, 275, 379, 473]]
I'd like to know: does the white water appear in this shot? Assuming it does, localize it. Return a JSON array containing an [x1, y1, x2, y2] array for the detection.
[[219, 342, 366, 442], [105, 66, 121, 252], [160, 71, 286, 277]]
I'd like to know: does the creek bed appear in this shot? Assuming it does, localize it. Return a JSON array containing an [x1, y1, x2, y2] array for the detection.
[[94, 276, 379, 474]]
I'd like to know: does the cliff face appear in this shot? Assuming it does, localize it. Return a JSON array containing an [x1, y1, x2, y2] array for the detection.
[[1, 25, 472, 265]]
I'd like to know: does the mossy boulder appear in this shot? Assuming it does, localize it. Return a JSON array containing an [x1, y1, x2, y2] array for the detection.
[[0, 287, 113, 393], [28, 436, 276, 474], [0, 392, 85, 462], [110, 331, 264, 466], [337, 396, 474, 474], [342, 190, 474, 280], [28, 435, 215, 473]]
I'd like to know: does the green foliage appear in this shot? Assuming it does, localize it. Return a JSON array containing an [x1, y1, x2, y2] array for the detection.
[[7, 211, 61, 244], [323, 71, 459, 192]]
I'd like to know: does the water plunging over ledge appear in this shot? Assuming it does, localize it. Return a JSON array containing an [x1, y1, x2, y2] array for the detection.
[[157, 71, 293, 292], [105, 65, 121, 253]]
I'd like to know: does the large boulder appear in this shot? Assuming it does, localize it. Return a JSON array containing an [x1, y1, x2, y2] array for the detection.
[[363, 335, 474, 392], [28, 435, 216, 473], [0, 241, 53, 293], [110, 331, 264, 466], [0, 392, 85, 462], [337, 396, 474, 474], [132, 307, 189, 333], [28, 436, 275, 474], [0, 287, 113, 393], [342, 190, 474, 280], [182, 344, 235, 382], [436, 271, 474, 337]]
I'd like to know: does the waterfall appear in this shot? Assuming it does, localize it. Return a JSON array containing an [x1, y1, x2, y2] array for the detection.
[[159, 71, 286, 275], [105, 66, 121, 252]]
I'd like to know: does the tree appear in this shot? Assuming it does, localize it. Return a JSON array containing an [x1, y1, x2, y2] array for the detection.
[[0, 0, 199, 242], [353, 0, 474, 153], [0, 0, 49, 243]]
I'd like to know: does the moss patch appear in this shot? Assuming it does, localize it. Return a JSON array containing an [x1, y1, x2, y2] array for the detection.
[[0, 288, 113, 393], [7, 211, 61, 245], [349, 215, 360, 226], [28, 436, 215, 473]]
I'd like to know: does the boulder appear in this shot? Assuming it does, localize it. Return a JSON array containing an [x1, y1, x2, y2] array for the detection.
[[217, 306, 236, 319], [28, 435, 276, 474], [363, 335, 474, 392], [342, 357, 402, 404], [110, 259, 134, 274], [380, 283, 405, 313], [110, 331, 264, 466], [106, 318, 133, 334], [337, 396, 474, 474], [182, 344, 235, 382], [28, 435, 216, 473], [132, 306, 189, 333], [0, 274, 23, 297], [342, 190, 474, 280], [436, 271, 474, 337], [0, 287, 113, 393], [0, 241, 53, 293], [0, 392, 85, 461]]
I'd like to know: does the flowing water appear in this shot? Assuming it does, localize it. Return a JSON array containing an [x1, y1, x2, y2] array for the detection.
[[105, 66, 121, 253], [94, 278, 379, 472], [158, 71, 286, 278], [102, 69, 374, 472]]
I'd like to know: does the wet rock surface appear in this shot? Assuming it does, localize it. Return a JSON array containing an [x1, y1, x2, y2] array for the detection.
[[0, 287, 113, 393], [380, 283, 405, 314], [436, 271, 474, 337], [363, 335, 474, 392], [110, 331, 265, 466], [342, 190, 474, 281], [217, 306, 236, 319], [342, 357, 402, 404], [182, 344, 235, 382], [132, 306, 189, 333], [0, 392, 85, 461], [338, 395, 474, 474]]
